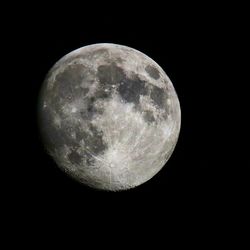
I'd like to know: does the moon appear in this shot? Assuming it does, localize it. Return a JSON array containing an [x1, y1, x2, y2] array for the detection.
[[38, 43, 181, 191]]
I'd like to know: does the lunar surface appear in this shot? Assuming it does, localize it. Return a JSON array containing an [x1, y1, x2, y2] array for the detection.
[[38, 43, 181, 191]]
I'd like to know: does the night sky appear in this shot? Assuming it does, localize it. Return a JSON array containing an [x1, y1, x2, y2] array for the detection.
[[4, 2, 244, 245]]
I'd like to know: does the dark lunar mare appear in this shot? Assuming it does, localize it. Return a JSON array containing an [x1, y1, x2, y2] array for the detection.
[[97, 62, 169, 123], [97, 62, 149, 105], [150, 85, 166, 109], [38, 62, 110, 168], [39, 56, 170, 171], [97, 62, 125, 87], [118, 73, 148, 105]]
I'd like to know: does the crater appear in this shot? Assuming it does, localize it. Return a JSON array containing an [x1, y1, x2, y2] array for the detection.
[[68, 150, 82, 165], [145, 65, 160, 80], [92, 48, 109, 57]]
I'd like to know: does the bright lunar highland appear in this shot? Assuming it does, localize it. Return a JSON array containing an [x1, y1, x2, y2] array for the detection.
[[38, 43, 181, 191]]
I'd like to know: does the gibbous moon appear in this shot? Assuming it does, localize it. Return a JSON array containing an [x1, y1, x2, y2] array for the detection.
[[38, 43, 181, 191]]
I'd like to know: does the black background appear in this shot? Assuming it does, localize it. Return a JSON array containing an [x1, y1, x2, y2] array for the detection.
[[4, 2, 246, 246]]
